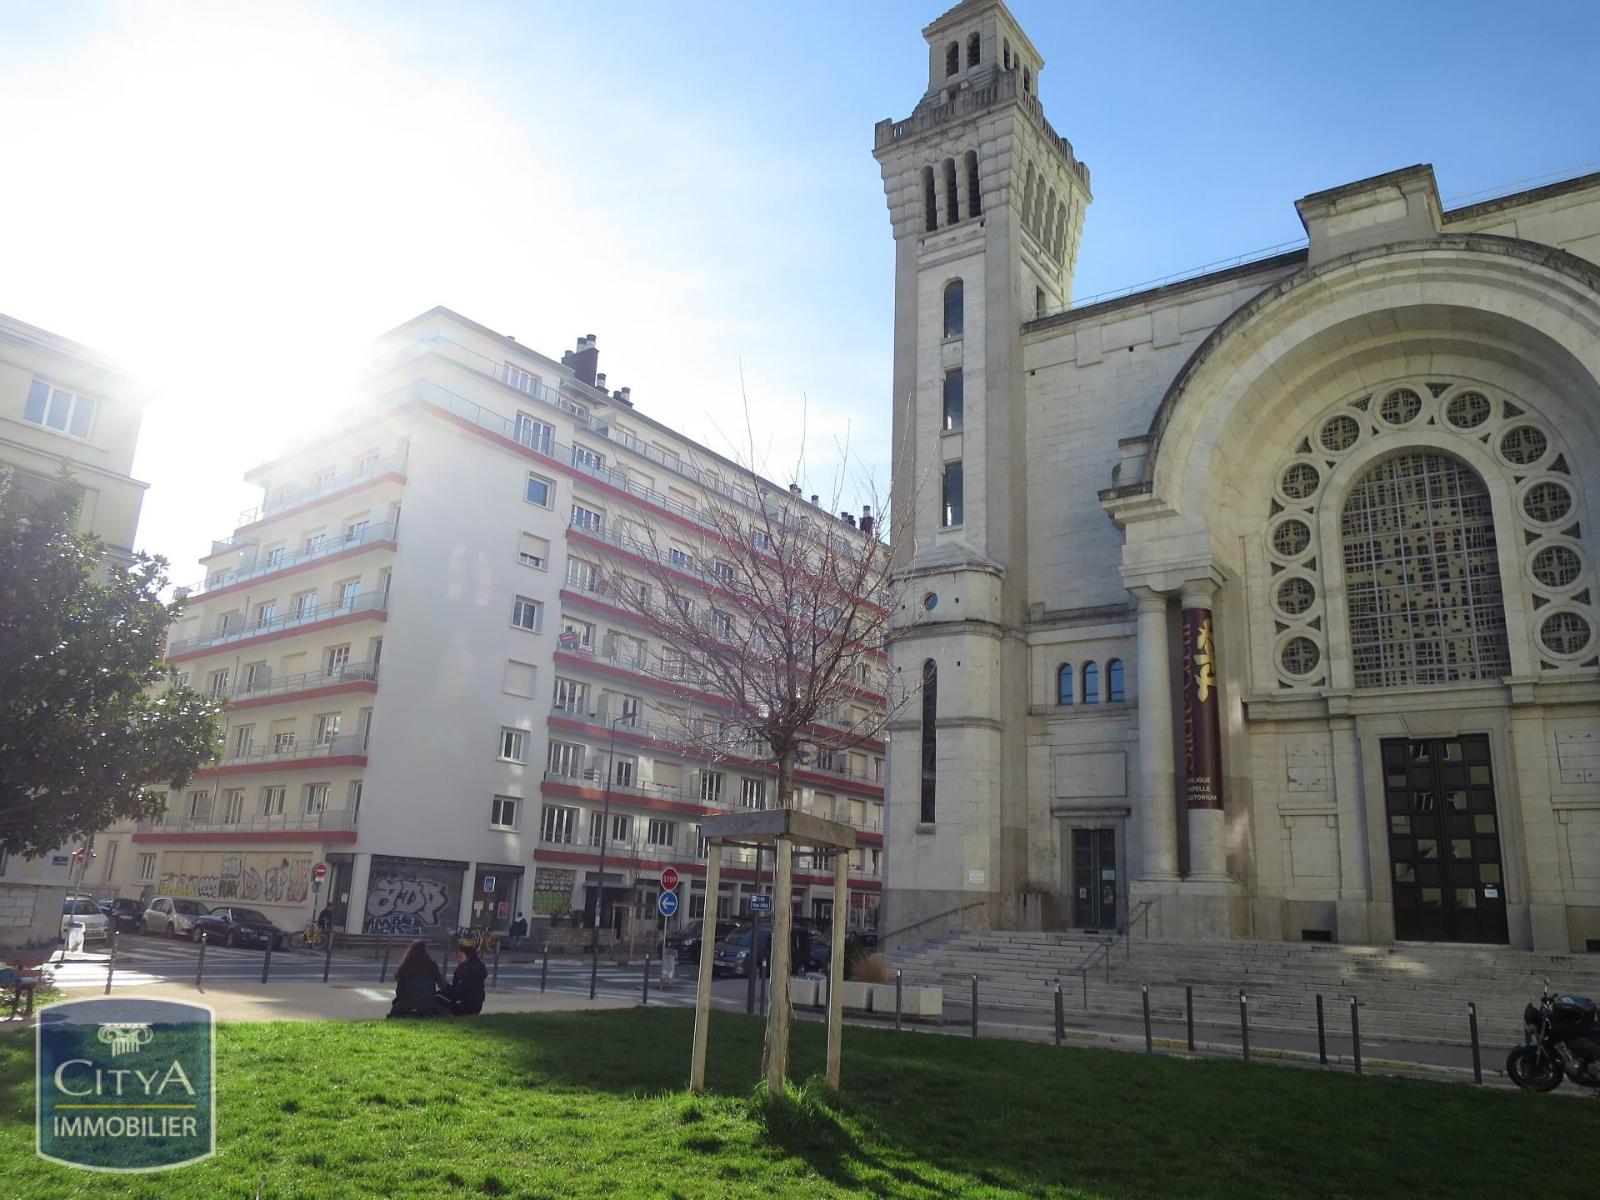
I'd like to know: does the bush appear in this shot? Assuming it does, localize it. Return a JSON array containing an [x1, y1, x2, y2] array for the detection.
[[846, 951, 891, 983]]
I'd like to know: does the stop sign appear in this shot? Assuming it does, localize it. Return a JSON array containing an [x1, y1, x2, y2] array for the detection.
[[312, 862, 328, 882], [660, 867, 679, 891]]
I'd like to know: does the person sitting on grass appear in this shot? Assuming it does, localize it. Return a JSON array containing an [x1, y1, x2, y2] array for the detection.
[[387, 939, 446, 1019], [441, 944, 488, 1016]]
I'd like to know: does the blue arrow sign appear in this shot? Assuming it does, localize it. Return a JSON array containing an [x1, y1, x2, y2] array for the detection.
[[657, 891, 679, 917]]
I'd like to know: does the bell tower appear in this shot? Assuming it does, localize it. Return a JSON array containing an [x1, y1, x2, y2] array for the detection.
[[874, 0, 1091, 933]]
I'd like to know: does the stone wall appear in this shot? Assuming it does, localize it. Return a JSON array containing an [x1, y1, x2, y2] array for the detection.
[[0, 882, 68, 951]]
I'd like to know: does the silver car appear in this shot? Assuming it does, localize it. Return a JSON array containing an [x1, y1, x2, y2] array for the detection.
[[141, 896, 208, 937], [61, 896, 109, 942]]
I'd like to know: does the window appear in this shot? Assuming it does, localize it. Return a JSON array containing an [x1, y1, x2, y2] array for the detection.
[[513, 412, 553, 453], [261, 786, 286, 817], [552, 677, 588, 714], [264, 544, 285, 568], [344, 518, 368, 543], [304, 783, 330, 814], [356, 451, 380, 476], [137, 852, 157, 882], [613, 756, 636, 787], [943, 279, 963, 338], [965, 150, 982, 217], [295, 591, 318, 618], [571, 444, 603, 471], [254, 601, 276, 628], [710, 610, 733, 638], [700, 771, 726, 803], [1023, 65, 1031, 94], [751, 528, 771, 552], [23, 378, 96, 438], [565, 557, 598, 591], [221, 790, 245, 824], [242, 661, 268, 691], [499, 727, 527, 762], [647, 819, 676, 848], [541, 804, 577, 844], [713, 560, 735, 585], [944, 157, 959, 225], [525, 473, 553, 507], [1003, 40, 1011, 70], [348, 780, 363, 821], [945, 40, 959, 75], [941, 461, 964, 526], [490, 796, 519, 830], [943, 369, 963, 431], [512, 595, 543, 631], [547, 740, 583, 777], [966, 31, 980, 67], [231, 725, 254, 757], [1057, 664, 1074, 707], [324, 644, 351, 676], [314, 713, 340, 744], [303, 531, 326, 556], [741, 778, 766, 810], [518, 533, 549, 569], [1082, 661, 1100, 704], [208, 668, 231, 696], [273, 728, 296, 754], [591, 812, 632, 845], [1036, 287, 1047, 318], [571, 503, 604, 532], [920, 659, 937, 824], [337, 579, 361, 610], [187, 790, 211, 821], [923, 165, 937, 233], [619, 694, 641, 724], [669, 547, 690, 570], [558, 617, 593, 650], [1107, 659, 1126, 702], [504, 659, 537, 697]]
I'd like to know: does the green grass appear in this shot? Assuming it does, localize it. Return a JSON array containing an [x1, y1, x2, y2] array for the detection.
[[1, 1008, 1592, 1199]]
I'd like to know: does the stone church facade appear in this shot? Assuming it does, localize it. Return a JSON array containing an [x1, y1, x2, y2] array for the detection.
[[877, 0, 1600, 951]]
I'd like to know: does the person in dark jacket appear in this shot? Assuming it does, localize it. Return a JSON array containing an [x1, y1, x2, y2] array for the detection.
[[387, 939, 446, 1018], [441, 945, 488, 1016], [317, 904, 334, 935]]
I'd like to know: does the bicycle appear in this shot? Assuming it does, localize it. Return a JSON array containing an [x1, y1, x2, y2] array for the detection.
[[457, 925, 493, 955], [287, 923, 328, 952]]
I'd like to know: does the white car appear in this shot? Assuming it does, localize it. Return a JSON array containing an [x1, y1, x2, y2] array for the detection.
[[141, 896, 208, 937], [61, 896, 109, 942]]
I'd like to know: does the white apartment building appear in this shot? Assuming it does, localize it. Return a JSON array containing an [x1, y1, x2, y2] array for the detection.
[[0, 312, 151, 892], [101, 308, 885, 937]]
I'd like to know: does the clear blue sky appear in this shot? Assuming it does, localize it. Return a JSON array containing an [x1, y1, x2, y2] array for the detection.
[[1, 0, 1596, 574]]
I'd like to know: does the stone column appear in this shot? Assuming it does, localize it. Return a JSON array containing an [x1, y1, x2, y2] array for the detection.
[[1132, 587, 1179, 881], [1181, 580, 1229, 881]]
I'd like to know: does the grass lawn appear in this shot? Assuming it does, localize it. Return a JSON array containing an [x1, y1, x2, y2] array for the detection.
[[0, 1006, 1591, 1199]]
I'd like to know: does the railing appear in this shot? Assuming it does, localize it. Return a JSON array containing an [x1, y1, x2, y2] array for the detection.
[[169, 590, 388, 656], [880, 899, 989, 946], [137, 807, 356, 835], [533, 831, 880, 877], [237, 452, 408, 527], [1074, 898, 1155, 987], [216, 733, 369, 767], [191, 520, 399, 596], [223, 661, 379, 705], [539, 769, 883, 832]]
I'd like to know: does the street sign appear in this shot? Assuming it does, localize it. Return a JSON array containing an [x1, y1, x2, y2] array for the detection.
[[483, 875, 496, 893], [312, 862, 328, 882], [657, 890, 679, 917], [750, 894, 772, 914], [660, 867, 680, 892]]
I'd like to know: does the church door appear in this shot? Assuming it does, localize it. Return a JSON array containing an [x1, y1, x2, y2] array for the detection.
[[1384, 736, 1508, 944], [1071, 829, 1118, 930]]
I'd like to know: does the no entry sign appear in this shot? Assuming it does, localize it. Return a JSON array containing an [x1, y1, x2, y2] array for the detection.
[[312, 863, 328, 882], [660, 867, 679, 892]]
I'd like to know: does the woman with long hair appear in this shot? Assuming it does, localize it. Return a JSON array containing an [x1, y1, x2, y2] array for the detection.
[[387, 939, 446, 1018]]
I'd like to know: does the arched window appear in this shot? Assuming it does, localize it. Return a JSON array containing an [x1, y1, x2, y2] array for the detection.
[[943, 279, 963, 338], [1021, 165, 1036, 234], [1057, 664, 1074, 706], [967, 32, 980, 67], [944, 157, 959, 225], [922, 165, 937, 233], [1003, 40, 1011, 70], [1082, 661, 1100, 704], [1106, 659, 1125, 702], [1043, 191, 1057, 251], [946, 42, 960, 77], [920, 660, 938, 824], [1023, 66, 1032, 94], [1343, 451, 1510, 687], [965, 150, 982, 216]]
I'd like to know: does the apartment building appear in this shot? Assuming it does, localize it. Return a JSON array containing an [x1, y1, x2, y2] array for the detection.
[[104, 307, 886, 937], [1, 312, 151, 892]]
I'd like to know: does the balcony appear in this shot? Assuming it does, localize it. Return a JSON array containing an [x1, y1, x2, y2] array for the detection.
[[170, 590, 388, 658], [226, 661, 380, 707], [191, 519, 399, 597], [237, 452, 408, 527], [540, 769, 883, 834], [533, 834, 880, 879], [137, 807, 357, 835], [214, 732, 368, 768]]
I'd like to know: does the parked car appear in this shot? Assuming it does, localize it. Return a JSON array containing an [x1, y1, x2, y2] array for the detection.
[[142, 896, 209, 938], [711, 925, 816, 978], [665, 919, 739, 966], [97, 897, 145, 934], [799, 926, 880, 974], [61, 896, 109, 942], [190, 906, 284, 949]]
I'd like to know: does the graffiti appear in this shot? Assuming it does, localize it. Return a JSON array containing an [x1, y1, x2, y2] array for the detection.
[[529, 867, 576, 915], [362, 857, 462, 934], [218, 857, 241, 899], [157, 852, 311, 906]]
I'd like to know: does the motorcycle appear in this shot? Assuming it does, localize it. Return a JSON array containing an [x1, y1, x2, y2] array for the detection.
[[1505, 979, 1600, 1093]]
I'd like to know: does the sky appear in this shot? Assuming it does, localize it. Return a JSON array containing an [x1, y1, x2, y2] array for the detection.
[[1, 0, 1597, 583]]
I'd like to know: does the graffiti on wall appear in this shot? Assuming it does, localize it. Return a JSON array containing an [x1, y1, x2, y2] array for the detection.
[[157, 852, 312, 906], [363, 856, 463, 935], [529, 867, 577, 915]]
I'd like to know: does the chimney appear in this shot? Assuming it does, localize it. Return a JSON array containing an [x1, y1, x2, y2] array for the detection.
[[594, 372, 607, 394], [789, 484, 801, 495], [616, 386, 633, 407], [569, 334, 599, 386], [810, 494, 819, 505], [860, 505, 875, 537]]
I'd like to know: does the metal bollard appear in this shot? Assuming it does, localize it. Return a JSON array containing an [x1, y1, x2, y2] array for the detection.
[[1054, 978, 1064, 1046], [105, 926, 118, 995], [1185, 985, 1195, 1053], [379, 937, 392, 983], [322, 930, 334, 983], [1350, 997, 1362, 1075], [540, 947, 550, 993], [493, 939, 502, 988], [195, 932, 207, 990], [1468, 1002, 1482, 1085], [1315, 994, 1327, 1065], [261, 938, 273, 983], [1081, 968, 1088, 1010], [970, 974, 978, 1038], [642, 949, 650, 1006], [895, 969, 903, 1032], [1240, 993, 1250, 1063], [1142, 986, 1153, 1053]]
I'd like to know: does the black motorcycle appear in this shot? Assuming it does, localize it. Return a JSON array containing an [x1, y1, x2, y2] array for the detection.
[[1505, 980, 1600, 1093]]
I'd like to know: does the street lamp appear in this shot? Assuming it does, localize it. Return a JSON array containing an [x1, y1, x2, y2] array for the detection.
[[589, 710, 637, 1000]]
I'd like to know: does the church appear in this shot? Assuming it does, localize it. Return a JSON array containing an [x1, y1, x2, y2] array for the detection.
[[877, 0, 1600, 951]]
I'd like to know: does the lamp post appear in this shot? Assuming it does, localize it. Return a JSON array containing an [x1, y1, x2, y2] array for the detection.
[[590, 711, 636, 1000]]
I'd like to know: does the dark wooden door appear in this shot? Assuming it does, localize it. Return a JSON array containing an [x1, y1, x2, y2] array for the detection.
[[1072, 829, 1118, 930], [1384, 736, 1508, 943]]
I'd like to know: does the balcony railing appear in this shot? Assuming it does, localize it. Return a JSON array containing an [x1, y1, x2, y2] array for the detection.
[[138, 807, 357, 835], [534, 832, 880, 877], [238, 452, 408, 527], [191, 520, 399, 596], [215, 733, 370, 767], [225, 661, 379, 705], [170, 590, 388, 656]]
